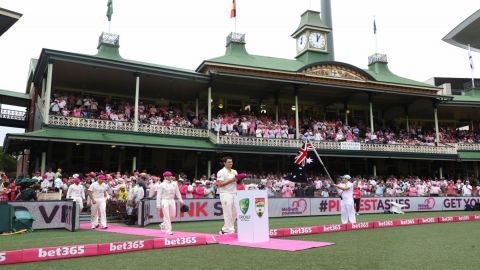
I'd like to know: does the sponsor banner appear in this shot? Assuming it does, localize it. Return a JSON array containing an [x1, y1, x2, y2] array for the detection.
[[154, 236, 206, 249], [340, 142, 361, 150], [442, 198, 480, 211], [8, 201, 78, 231], [269, 228, 284, 238], [268, 198, 310, 217], [438, 216, 456, 223], [0, 250, 23, 265], [373, 220, 396, 228], [417, 217, 438, 224], [393, 218, 418, 226], [282, 226, 316, 237], [141, 199, 224, 226], [454, 215, 473, 222], [22, 244, 98, 263], [141, 197, 479, 225], [316, 224, 346, 233], [98, 240, 153, 255], [346, 221, 375, 230], [472, 215, 480, 221]]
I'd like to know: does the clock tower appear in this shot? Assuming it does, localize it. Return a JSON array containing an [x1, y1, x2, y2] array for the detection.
[[292, 10, 333, 63]]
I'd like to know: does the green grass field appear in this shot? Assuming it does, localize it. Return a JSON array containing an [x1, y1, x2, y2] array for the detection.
[[2, 211, 480, 270]]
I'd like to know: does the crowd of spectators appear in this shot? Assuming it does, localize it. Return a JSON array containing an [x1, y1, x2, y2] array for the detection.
[[49, 92, 207, 128], [49, 91, 480, 144]]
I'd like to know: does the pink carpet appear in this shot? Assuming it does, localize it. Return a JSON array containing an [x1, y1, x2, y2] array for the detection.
[[216, 234, 335, 252], [79, 223, 218, 243]]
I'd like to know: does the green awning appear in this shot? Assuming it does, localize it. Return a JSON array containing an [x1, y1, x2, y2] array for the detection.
[[4, 127, 215, 153], [458, 151, 480, 161]]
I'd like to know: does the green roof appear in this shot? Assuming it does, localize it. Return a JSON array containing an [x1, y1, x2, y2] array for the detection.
[[5, 127, 215, 151], [292, 10, 330, 37], [365, 61, 438, 89], [0, 89, 30, 100], [205, 43, 305, 72]]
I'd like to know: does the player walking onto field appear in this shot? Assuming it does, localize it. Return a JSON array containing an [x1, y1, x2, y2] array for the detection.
[[216, 156, 246, 234], [156, 171, 185, 235]]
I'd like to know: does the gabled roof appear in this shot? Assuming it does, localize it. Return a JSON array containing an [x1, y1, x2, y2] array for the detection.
[[0, 7, 22, 37]]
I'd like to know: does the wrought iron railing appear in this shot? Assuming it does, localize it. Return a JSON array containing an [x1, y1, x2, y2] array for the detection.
[[47, 115, 459, 154], [0, 109, 26, 121]]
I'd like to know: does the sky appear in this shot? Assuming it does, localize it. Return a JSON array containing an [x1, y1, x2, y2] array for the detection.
[[0, 0, 478, 145]]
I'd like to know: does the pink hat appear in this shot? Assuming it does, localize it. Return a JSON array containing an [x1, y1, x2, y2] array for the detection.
[[163, 171, 173, 177], [89, 171, 96, 177], [42, 174, 48, 179], [74, 178, 81, 184], [98, 175, 106, 181]]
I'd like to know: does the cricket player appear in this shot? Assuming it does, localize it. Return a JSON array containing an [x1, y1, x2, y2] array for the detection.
[[156, 171, 185, 235], [88, 174, 108, 229], [216, 156, 246, 234], [333, 175, 356, 224], [66, 178, 85, 212]]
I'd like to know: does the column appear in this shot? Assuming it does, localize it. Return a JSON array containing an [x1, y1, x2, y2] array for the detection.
[[373, 164, 377, 178], [40, 152, 46, 175], [295, 89, 300, 139], [275, 96, 279, 122], [344, 101, 349, 126], [195, 96, 199, 118], [433, 102, 440, 144], [134, 74, 140, 132], [207, 160, 211, 178], [207, 86, 212, 131], [132, 156, 137, 173], [43, 63, 53, 124], [369, 94, 374, 133], [405, 106, 410, 132], [439, 167, 443, 179]]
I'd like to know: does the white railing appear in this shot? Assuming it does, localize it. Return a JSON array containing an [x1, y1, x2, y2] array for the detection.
[[48, 115, 209, 138], [49, 115, 133, 131], [456, 143, 480, 151], [46, 115, 460, 154], [138, 123, 208, 138], [0, 109, 26, 121], [212, 134, 458, 155]]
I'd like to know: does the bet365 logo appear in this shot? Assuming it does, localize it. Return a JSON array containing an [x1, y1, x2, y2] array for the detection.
[[239, 198, 249, 214]]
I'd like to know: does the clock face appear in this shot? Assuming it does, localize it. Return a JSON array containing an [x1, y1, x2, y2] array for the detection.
[[296, 34, 307, 52], [309, 32, 326, 49]]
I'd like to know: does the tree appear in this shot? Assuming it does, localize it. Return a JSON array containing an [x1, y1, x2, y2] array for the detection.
[[0, 147, 16, 175]]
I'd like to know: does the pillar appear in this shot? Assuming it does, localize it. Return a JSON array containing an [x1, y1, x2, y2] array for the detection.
[[344, 101, 348, 126], [405, 106, 410, 132], [207, 86, 212, 130], [275, 95, 279, 122], [40, 152, 46, 175], [433, 102, 440, 144], [439, 167, 443, 179], [132, 156, 137, 173], [295, 89, 300, 139], [369, 94, 374, 133], [195, 96, 199, 118], [134, 74, 140, 132], [43, 63, 53, 124], [373, 164, 377, 178], [207, 160, 211, 178]]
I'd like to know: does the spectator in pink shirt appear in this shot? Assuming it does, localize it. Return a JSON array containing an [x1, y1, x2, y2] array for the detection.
[[282, 182, 294, 198]]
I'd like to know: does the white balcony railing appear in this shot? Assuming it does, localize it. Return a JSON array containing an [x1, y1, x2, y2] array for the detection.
[[211, 133, 458, 155], [48, 115, 209, 138], [138, 123, 208, 138], [49, 115, 133, 131], [48, 115, 459, 155], [456, 143, 480, 151]]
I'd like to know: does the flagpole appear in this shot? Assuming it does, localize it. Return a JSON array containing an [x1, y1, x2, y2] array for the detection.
[[374, 16, 378, 54], [109, 21, 111, 33], [307, 138, 334, 181], [469, 44, 475, 88]]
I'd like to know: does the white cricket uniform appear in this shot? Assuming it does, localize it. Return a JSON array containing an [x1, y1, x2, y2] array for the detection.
[[149, 182, 160, 198], [67, 184, 85, 212], [156, 181, 184, 234], [339, 182, 356, 224], [88, 182, 107, 228], [217, 167, 238, 233]]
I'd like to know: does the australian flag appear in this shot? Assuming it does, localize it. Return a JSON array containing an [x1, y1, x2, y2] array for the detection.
[[286, 142, 319, 183]]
